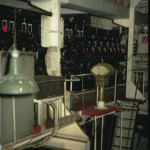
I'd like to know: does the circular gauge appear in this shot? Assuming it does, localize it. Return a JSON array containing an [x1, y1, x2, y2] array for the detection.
[[91, 63, 114, 77], [91, 65, 108, 76]]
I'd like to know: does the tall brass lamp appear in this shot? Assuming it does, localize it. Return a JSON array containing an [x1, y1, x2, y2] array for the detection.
[[91, 63, 114, 109]]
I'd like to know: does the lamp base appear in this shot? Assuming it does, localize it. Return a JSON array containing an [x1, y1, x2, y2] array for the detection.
[[95, 101, 108, 109]]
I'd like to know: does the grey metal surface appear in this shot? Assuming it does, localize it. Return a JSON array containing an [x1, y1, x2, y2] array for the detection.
[[0, 51, 35, 144], [61, 0, 129, 19], [0, 0, 42, 12], [0, 51, 35, 79], [135, 11, 148, 25], [35, 75, 65, 99], [0, 0, 85, 15], [0, 52, 8, 77], [0, 95, 34, 144], [0, 98, 1, 143], [0, 0, 147, 22], [0, 0, 129, 19], [20, 52, 35, 79]]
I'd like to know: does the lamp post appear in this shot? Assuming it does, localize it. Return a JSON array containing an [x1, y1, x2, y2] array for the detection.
[[91, 62, 114, 109]]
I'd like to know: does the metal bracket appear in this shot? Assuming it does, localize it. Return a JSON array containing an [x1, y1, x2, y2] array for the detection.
[[29, 0, 53, 12], [113, 19, 129, 27]]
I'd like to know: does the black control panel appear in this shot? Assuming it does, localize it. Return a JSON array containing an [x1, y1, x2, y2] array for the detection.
[[0, 6, 127, 87], [0, 5, 47, 75]]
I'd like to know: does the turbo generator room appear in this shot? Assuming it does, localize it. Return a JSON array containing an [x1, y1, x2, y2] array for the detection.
[[0, 0, 148, 150]]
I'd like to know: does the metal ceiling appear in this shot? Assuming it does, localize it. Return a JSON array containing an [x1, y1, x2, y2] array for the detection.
[[0, 0, 147, 24], [61, 0, 129, 19], [0, 0, 129, 19]]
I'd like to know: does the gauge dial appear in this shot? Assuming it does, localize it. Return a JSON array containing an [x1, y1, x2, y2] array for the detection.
[[91, 65, 108, 76], [91, 63, 114, 77]]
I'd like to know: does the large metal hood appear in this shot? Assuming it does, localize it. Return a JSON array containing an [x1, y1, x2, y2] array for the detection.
[[61, 0, 129, 19], [0, 0, 129, 19], [0, 0, 43, 12], [0, 0, 147, 25]]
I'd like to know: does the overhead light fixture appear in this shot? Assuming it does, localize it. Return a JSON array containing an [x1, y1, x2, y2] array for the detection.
[[0, 49, 39, 95], [0, 8, 39, 146], [0, 8, 39, 95]]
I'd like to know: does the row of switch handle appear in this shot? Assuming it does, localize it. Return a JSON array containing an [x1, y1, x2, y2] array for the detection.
[[1, 20, 33, 32]]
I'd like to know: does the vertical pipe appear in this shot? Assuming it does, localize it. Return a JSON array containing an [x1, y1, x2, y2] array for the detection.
[[101, 116, 104, 150], [100, 87, 104, 102], [64, 80, 66, 116], [120, 111, 123, 150], [142, 72, 145, 101], [43, 102, 47, 125], [126, 6, 135, 83], [58, 98, 61, 117], [12, 96, 16, 143], [96, 86, 99, 105], [70, 77, 73, 91], [125, 1, 144, 99], [38, 101, 44, 126], [81, 76, 84, 91], [114, 70, 117, 104], [94, 116, 97, 150], [136, 69, 138, 84], [0, 97, 1, 146]]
